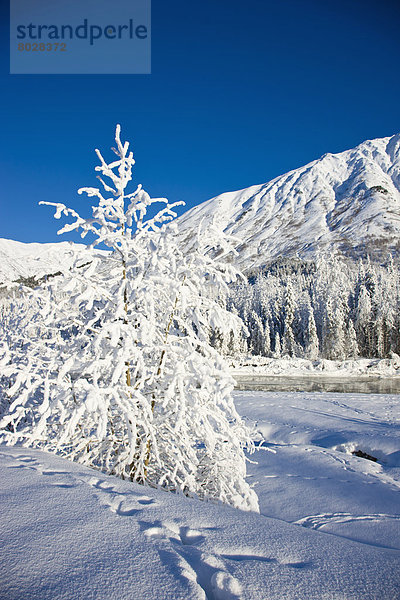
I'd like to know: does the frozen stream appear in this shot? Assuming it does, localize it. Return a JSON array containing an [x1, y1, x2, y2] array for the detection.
[[233, 375, 400, 394]]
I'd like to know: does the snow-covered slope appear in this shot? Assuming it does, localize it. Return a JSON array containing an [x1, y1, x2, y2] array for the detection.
[[0, 238, 86, 285], [179, 134, 400, 271], [1, 390, 400, 599], [2, 134, 400, 282]]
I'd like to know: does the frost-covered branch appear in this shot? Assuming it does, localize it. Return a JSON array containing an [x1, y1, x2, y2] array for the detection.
[[0, 126, 258, 513]]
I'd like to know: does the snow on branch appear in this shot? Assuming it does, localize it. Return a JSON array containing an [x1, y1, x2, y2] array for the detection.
[[1, 126, 258, 513]]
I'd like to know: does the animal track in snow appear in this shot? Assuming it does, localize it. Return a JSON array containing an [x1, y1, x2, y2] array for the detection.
[[295, 512, 400, 530], [294, 511, 400, 550], [142, 520, 307, 598], [2, 452, 79, 488], [3, 454, 38, 463], [4, 453, 42, 471], [210, 571, 242, 600], [87, 477, 157, 516], [141, 519, 242, 599], [220, 553, 275, 564], [102, 497, 140, 517], [7, 463, 38, 471], [220, 551, 313, 571], [142, 520, 204, 546]]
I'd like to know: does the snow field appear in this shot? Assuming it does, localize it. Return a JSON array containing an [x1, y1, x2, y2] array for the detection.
[[1, 390, 400, 599], [236, 391, 400, 550]]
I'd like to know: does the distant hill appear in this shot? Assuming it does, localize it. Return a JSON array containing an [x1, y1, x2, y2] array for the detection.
[[0, 238, 87, 285]]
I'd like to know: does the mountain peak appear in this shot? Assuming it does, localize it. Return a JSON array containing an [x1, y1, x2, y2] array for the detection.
[[1, 134, 399, 284], [178, 134, 400, 271]]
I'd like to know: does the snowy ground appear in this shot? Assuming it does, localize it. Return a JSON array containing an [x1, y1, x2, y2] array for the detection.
[[230, 355, 400, 378], [1, 391, 400, 599]]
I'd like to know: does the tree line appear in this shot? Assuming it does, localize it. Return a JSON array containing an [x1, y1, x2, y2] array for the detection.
[[211, 256, 400, 360]]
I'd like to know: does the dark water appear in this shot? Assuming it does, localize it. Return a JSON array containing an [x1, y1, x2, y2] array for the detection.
[[234, 376, 400, 394]]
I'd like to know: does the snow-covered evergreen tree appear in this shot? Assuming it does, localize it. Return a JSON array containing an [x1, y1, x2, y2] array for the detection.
[[223, 254, 399, 361], [304, 299, 319, 360], [322, 296, 347, 360], [345, 319, 359, 358], [273, 331, 282, 358], [263, 317, 271, 357], [249, 311, 268, 356], [354, 278, 373, 357], [282, 279, 296, 357], [226, 305, 247, 357], [0, 126, 258, 512]]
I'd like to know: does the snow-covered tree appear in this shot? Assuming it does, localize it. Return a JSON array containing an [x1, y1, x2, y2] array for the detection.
[[282, 279, 296, 357], [354, 279, 373, 357], [273, 331, 281, 358], [303, 299, 319, 360], [345, 319, 359, 358], [248, 311, 268, 356], [0, 126, 258, 512], [225, 305, 247, 357], [322, 297, 345, 359], [224, 254, 399, 361]]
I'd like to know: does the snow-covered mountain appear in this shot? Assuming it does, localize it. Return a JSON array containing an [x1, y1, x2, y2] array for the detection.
[[179, 134, 400, 271], [0, 238, 87, 285], [2, 134, 400, 283]]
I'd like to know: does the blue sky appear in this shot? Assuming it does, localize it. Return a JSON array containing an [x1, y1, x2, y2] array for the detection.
[[1, 0, 400, 244]]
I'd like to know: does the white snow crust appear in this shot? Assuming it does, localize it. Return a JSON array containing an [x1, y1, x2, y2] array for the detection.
[[1, 390, 400, 599]]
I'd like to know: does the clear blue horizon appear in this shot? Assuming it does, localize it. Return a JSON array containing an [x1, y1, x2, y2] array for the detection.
[[1, 0, 399, 244]]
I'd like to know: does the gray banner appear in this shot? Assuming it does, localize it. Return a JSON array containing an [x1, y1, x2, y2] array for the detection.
[[10, 0, 151, 74]]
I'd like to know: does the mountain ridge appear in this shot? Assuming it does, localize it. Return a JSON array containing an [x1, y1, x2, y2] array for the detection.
[[178, 133, 400, 271], [1, 133, 400, 283], [0, 238, 87, 285]]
